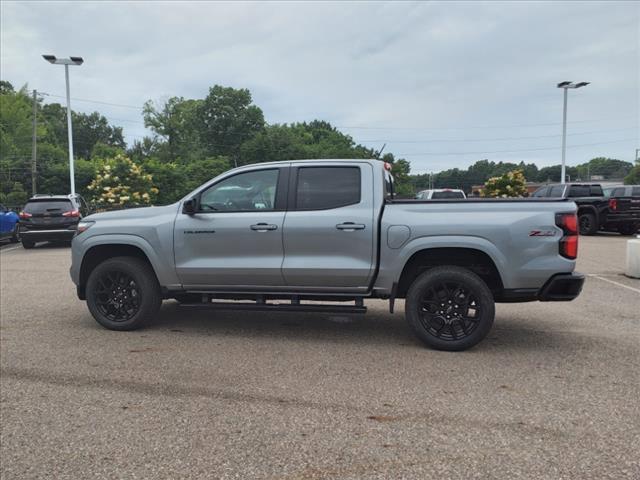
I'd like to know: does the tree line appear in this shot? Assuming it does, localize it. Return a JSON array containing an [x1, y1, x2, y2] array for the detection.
[[1, 78, 636, 208]]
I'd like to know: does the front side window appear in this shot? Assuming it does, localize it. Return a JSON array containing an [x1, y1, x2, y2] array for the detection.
[[295, 166, 361, 210], [199, 169, 279, 212]]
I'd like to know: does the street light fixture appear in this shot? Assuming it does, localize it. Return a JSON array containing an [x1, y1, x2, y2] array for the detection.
[[42, 54, 84, 196], [557, 80, 589, 184]]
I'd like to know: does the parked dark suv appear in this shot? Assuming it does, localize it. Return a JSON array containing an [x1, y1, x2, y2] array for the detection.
[[19, 194, 89, 249]]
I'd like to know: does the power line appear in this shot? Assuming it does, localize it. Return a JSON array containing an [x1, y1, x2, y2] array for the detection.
[[357, 127, 637, 144], [337, 115, 637, 131], [39, 92, 143, 110], [396, 138, 636, 156]]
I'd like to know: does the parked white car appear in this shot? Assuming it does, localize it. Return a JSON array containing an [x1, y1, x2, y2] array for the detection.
[[415, 189, 466, 200]]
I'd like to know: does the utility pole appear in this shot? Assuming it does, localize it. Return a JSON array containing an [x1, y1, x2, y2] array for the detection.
[[635, 148, 639, 163], [31, 89, 38, 195]]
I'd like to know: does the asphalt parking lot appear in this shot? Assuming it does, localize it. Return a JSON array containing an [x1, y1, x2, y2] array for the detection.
[[1, 235, 639, 479]]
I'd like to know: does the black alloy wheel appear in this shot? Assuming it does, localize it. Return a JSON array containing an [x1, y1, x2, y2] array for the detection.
[[418, 281, 481, 341], [93, 270, 142, 322], [86, 256, 161, 330], [405, 266, 495, 351]]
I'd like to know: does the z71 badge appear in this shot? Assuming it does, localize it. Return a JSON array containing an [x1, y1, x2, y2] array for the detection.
[[529, 230, 556, 237]]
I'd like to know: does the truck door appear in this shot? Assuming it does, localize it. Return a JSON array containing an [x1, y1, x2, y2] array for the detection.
[[174, 167, 288, 288], [281, 163, 375, 289]]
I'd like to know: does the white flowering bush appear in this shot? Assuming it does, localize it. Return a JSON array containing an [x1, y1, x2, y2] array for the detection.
[[482, 169, 527, 198], [87, 154, 158, 209]]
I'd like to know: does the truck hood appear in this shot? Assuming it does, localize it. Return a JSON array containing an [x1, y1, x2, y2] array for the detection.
[[84, 203, 179, 222]]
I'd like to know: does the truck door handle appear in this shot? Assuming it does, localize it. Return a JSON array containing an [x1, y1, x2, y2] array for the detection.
[[336, 222, 366, 231], [250, 223, 278, 231]]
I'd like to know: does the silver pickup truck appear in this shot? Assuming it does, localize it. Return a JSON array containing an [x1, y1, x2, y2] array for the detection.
[[70, 159, 584, 351]]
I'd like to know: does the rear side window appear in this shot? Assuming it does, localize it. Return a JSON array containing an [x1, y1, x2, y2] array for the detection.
[[532, 187, 549, 197], [632, 187, 640, 196], [568, 185, 590, 197], [589, 185, 603, 196], [432, 191, 465, 199], [612, 187, 626, 197], [24, 200, 73, 214], [295, 166, 361, 210], [549, 185, 565, 197]]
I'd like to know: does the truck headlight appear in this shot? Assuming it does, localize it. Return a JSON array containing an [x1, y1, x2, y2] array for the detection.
[[76, 221, 95, 235]]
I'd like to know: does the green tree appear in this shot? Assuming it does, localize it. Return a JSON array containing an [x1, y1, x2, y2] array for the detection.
[[143, 97, 202, 162], [196, 85, 265, 162], [40, 104, 125, 159], [239, 121, 374, 165], [624, 158, 640, 185]]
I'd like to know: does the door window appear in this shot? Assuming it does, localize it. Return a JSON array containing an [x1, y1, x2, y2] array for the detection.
[[295, 166, 361, 210], [549, 185, 565, 197], [199, 169, 279, 212], [532, 187, 549, 197]]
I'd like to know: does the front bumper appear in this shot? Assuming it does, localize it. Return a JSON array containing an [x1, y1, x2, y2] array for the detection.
[[604, 213, 640, 225], [21, 228, 76, 242]]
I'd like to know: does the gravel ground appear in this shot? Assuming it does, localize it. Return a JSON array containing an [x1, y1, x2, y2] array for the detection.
[[1, 235, 639, 479]]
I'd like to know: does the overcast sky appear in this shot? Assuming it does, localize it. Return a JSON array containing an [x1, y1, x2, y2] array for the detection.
[[2, 1, 638, 174]]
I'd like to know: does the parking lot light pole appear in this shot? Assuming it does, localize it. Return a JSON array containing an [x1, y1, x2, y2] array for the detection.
[[42, 55, 84, 196], [557, 81, 589, 184]]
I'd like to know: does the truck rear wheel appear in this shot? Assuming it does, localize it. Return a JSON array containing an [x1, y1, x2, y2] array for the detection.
[[578, 212, 598, 235], [405, 266, 495, 351], [86, 256, 161, 331]]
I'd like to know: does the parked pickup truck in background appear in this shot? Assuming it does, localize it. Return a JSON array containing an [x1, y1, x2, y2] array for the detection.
[[70, 160, 584, 351], [532, 183, 640, 235], [603, 185, 640, 235]]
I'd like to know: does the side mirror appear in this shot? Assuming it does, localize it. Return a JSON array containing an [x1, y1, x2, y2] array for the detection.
[[182, 198, 197, 215]]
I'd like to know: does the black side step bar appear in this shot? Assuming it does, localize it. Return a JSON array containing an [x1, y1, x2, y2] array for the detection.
[[178, 302, 367, 314]]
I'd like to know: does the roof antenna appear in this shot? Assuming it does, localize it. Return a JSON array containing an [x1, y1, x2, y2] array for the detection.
[[374, 143, 386, 159]]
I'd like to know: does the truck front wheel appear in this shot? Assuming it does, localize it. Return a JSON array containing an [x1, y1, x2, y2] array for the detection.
[[405, 266, 495, 351], [86, 256, 162, 331]]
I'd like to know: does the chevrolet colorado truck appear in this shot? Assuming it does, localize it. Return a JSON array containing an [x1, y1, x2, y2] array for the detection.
[[70, 160, 584, 351]]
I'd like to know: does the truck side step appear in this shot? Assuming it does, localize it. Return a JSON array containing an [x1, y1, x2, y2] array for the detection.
[[178, 301, 367, 314]]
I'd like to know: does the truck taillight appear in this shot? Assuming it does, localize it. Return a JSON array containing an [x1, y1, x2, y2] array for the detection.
[[608, 198, 617, 211], [555, 213, 578, 259], [19, 211, 32, 219], [62, 209, 80, 217]]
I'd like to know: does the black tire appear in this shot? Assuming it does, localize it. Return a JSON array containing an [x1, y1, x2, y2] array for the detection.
[[405, 266, 495, 351], [86, 256, 162, 331], [618, 224, 638, 236], [10, 224, 20, 243], [578, 212, 598, 236], [21, 240, 35, 249]]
